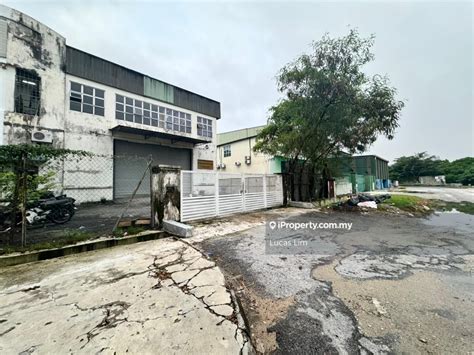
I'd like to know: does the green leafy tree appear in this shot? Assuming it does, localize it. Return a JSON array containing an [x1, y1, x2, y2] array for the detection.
[[0, 144, 89, 245], [389, 153, 473, 185], [254, 29, 404, 199], [444, 157, 474, 185]]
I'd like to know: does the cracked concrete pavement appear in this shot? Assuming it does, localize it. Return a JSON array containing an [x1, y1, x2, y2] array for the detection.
[[200, 209, 474, 354], [0, 238, 251, 354]]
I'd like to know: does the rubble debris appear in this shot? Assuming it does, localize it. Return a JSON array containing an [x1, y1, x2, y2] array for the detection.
[[333, 193, 391, 211]]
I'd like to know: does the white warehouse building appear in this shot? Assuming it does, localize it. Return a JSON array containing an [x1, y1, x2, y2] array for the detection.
[[0, 5, 220, 202]]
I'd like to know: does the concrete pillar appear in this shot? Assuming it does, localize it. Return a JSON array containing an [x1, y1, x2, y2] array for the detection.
[[151, 165, 181, 228]]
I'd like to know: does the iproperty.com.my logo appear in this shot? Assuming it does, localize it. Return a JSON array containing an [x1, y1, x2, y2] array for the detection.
[[268, 220, 353, 231]]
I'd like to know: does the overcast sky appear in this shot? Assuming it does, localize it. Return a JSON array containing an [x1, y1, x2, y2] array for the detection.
[[6, 0, 473, 162]]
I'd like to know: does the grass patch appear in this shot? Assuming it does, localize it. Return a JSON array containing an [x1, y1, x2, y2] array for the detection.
[[386, 194, 427, 209], [381, 195, 474, 215], [0, 229, 98, 255], [112, 226, 146, 238]]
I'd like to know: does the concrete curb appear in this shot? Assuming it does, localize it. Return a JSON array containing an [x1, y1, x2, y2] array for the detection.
[[0, 230, 167, 268]]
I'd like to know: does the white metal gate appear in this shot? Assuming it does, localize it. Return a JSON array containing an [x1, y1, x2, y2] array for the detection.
[[180, 171, 283, 222]]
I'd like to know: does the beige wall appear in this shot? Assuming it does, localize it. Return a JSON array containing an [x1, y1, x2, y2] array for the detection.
[[217, 137, 272, 174]]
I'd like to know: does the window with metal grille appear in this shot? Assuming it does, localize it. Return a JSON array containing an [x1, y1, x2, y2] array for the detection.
[[115, 94, 191, 133], [69, 81, 105, 116], [197, 117, 212, 138], [223, 144, 231, 157], [14, 68, 41, 115]]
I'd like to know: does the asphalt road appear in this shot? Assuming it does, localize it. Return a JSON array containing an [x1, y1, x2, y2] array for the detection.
[[200, 209, 474, 354], [384, 186, 474, 203]]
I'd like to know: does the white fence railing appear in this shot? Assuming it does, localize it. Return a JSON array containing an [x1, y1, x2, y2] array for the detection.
[[180, 171, 283, 222]]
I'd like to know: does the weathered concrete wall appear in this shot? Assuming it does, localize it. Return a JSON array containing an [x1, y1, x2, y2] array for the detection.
[[0, 5, 66, 147], [217, 137, 272, 174], [151, 165, 181, 228], [192, 142, 216, 170]]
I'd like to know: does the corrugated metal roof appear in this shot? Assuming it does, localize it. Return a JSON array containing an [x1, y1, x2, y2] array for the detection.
[[217, 125, 266, 146], [66, 46, 144, 96], [66, 46, 221, 119]]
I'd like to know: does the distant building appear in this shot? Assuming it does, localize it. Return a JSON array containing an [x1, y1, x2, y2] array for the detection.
[[419, 175, 446, 185], [0, 5, 220, 202], [217, 125, 391, 195], [217, 126, 284, 174]]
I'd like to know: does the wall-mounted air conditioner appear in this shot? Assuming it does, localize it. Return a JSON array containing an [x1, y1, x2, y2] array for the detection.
[[31, 130, 53, 144]]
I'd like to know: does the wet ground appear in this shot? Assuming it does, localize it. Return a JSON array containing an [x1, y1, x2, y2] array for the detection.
[[383, 186, 474, 203], [21, 198, 151, 243], [200, 210, 474, 353]]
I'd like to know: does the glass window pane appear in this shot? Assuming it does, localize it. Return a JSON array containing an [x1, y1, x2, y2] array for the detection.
[[173, 124, 179, 130], [83, 86, 93, 95], [152, 104, 158, 112], [151, 119, 158, 127], [135, 100, 142, 107], [159, 121, 164, 128], [126, 113, 133, 122], [126, 97, 133, 105], [116, 111, 124, 120], [71, 82, 81, 92], [94, 106, 104, 116], [83, 95, 93, 104], [173, 110, 179, 117], [143, 102, 150, 110], [70, 101, 81, 111], [83, 104, 93, 114], [144, 110, 150, 118], [126, 105, 133, 113], [143, 117, 150, 125], [152, 112, 158, 119], [166, 108, 172, 115], [134, 114, 142, 124], [116, 103, 124, 112], [180, 112, 185, 118], [95, 98, 104, 107], [186, 126, 191, 133], [185, 113, 191, 120], [95, 89, 105, 98], [159, 107, 165, 113], [116, 94, 124, 103]]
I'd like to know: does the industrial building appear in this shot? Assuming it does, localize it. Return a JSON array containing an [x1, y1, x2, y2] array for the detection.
[[217, 126, 283, 174], [0, 5, 220, 202], [217, 126, 391, 196]]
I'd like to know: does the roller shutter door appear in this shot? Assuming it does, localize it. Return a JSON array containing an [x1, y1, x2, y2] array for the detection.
[[113, 140, 191, 199]]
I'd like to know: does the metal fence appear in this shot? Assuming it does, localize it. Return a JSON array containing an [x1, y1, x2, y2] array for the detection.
[[180, 171, 283, 222], [1, 154, 153, 246]]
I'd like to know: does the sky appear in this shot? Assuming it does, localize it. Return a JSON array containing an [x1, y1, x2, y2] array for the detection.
[[5, 0, 473, 163]]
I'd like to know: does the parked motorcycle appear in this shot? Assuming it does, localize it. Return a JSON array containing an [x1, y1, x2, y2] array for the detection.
[[0, 192, 76, 231]]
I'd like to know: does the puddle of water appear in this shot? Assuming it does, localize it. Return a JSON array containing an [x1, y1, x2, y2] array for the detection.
[[423, 211, 474, 234]]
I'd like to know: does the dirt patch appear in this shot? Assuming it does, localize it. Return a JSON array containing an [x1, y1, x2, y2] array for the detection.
[[312, 260, 474, 354], [225, 274, 295, 354]]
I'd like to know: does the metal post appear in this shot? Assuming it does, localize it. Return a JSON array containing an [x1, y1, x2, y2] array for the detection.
[[263, 174, 267, 209], [215, 172, 219, 217]]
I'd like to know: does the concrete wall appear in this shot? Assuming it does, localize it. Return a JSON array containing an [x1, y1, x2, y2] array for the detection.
[[0, 5, 66, 147], [217, 137, 274, 174]]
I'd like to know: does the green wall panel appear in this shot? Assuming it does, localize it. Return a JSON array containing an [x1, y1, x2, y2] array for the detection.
[[144, 76, 174, 103]]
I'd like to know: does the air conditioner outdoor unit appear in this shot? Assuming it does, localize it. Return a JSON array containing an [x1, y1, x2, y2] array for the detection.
[[31, 130, 53, 144]]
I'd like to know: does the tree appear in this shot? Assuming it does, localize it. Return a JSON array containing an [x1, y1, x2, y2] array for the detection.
[[0, 144, 89, 245], [389, 153, 473, 185], [389, 152, 446, 182], [443, 157, 474, 185], [254, 29, 404, 200]]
